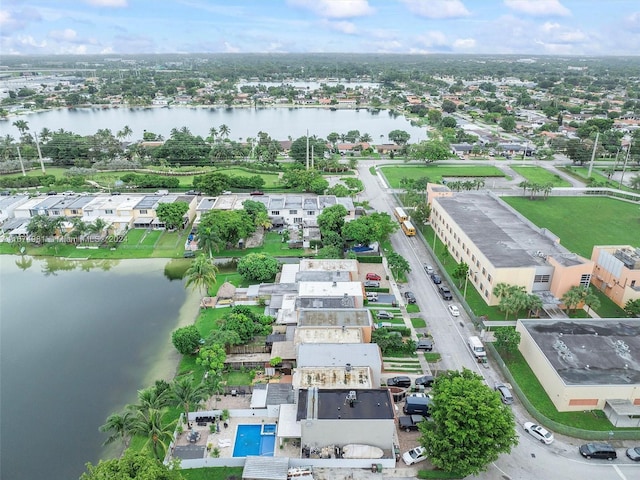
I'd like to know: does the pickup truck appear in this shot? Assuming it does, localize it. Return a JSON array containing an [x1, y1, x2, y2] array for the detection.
[[398, 414, 428, 432], [438, 285, 453, 300]]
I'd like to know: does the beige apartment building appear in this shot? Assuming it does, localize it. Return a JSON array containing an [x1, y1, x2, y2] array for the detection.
[[517, 319, 640, 424], [591, 246, 640, 309], [428, 189, 594, 307]]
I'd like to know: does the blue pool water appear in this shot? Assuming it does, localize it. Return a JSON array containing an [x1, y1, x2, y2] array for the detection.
[[233, 424, 276, 457]]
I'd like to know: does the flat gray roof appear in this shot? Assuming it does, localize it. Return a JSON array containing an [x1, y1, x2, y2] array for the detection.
[[295, 271, 352, 282], [296, 296, 355, 309], [297, 388, 394, 421], [242, 456, 289, 480], [298, 308, 372, 327], [521, 319, 640, 386], [297, 343, 380, 368], [436, 193, 583, 268], [134, 195, 162, 209]]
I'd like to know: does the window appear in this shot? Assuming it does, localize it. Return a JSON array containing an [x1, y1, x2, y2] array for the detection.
[[476, 260, 480, 268], [271, 210, 280, 215], [488, 274, 492, 283], [472, 255, 476, 262], [307, 211, 315, 216], [482, 267, 486, 276], [289, 210, 297, 215], [105, 209, 113, 214], [485, 289, 489, 298], [632, 280, 637, 288], [534, 274, 551, 283], [294, 217, 303, 224], [579, 274, 591, 288], [140, 209, 147, 214], [71, 209, 78, 214]]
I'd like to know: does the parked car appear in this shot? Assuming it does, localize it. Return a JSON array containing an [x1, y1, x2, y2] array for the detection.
[[430, 273, 441, 284], [366, 292, 378, 302], [626, 447, 640, 461], [579, 443, 617, 460], [364, 280, 380, 288], [415, 375, 434, 388], [438, 285, 453, 300], [183, 251, 196, 258], [424, 264, 434, 275], [387, 376, 411, 388], [416, 338, 433, 351], [250, 191, 264, 195], [366, 272, 382, 281], [398, 415, 427, 432], [402, 446, 428, 465], [447, 305, 460, 316], [376, 310, 393, 320], [494, 383, 514, 405], [404, 291, 417, 304], [523, 422, 554, 444]]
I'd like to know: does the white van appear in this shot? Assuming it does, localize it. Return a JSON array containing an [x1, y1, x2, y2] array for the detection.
[[366, 291, 378, 302], [468, 336, 486, 359]]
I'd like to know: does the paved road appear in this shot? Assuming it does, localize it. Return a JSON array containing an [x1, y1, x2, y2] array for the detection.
[[355, 159, 640, 480]]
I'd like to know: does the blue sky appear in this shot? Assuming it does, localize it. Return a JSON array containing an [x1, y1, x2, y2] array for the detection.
[[1, 0, 639, 56]]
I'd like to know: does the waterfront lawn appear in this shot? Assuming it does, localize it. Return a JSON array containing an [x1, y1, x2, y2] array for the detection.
[[216, 231, 307, 257], [503, 197, 640, 258], [510, 166, 571, 187], [381, 165, 504, 189], [182, 467, 244, 480]]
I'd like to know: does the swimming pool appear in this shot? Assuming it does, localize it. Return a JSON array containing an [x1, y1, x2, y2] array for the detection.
[[233, 424, 276, 457]]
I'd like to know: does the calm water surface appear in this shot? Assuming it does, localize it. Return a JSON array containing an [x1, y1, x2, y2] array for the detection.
[[0, 256, 190, 480], [0, 107, 427, 143]]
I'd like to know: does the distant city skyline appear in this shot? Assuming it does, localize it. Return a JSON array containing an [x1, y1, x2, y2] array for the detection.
[[1, 0, 639, 56]]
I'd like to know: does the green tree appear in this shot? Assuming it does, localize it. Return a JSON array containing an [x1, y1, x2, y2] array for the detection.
[[26, 214, 63, 244], [130, 408, 176, 460], [317, 204, 347, 239], [387, 251, 411, 279], [410, 139, 451, 163], [289, 135, 326, 164], [500, 115, 516, 132], [494, 327, 521, 357], [452, 262, 469, 288], [170, 375, 210, 426], [184, 255, 218, 297], [441, 99, 457, 113], [427, 109, 442, 125], [526, 294, 544, 318], [418, 369, 518, 477], [171, 325, 201, 355], [198, 209, 254, 250], [242, 199, 268, 225], [156, 202, 189, 230], [561, 285, 587, 314], [98, 411, 134, 448], [624, 298, 640, 317], [81, 449, 184, 480], [196, 344, 227, 373], [237, 253, 280, 282], [583, 288, 601, 315], [440, 116, 457, 129], [411, 202, 431, 226], [388, 129, 411, 145]]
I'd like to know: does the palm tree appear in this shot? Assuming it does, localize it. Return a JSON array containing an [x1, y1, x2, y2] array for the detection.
[[13, 119, 29, 140], [360, 132, 372, 143], [254, 211, 273, 230], [130, 408, 175, 460], [562, 286, 586, 315], [68, 217, 88, 241], [1, 134, 15, 161], [219, 124, 230, 139], [170, 376, 210, 427], [86, 218, 110, 241], [196, 226, 222, 258], [99, 410, 134, 448], [128, 386, 171, 412], [629, 174, 640, 191], [526, 294, 544, 318], [493, 282, 511, 301], [38, 127, 52, 143], [208, 126, 218, 143], [185, 255, 218, 297]]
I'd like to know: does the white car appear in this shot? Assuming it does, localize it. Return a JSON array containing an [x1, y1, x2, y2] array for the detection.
[[523, 422, 554, 444], [402, 446, 428, 465], [447, 305, 460, 316]]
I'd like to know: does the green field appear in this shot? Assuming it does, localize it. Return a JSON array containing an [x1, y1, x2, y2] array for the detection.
[[503, 196, 640, 258], [510, 166, 571, 187], [380, 165, 505, 188]]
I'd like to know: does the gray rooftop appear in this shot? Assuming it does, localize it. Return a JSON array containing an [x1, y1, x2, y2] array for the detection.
[[317, 196, 336, 208], [197, 197, 217, 211], [297, 388, 394, 421], [268, 196, 285, 210], [134, 195, 162, 209], [521, 319, 640, 386], [297, 343, 380, 368], [436, 193, 582, 268], [242, 456, 289, 480], [284, 195, 302, 209], [296, 296, 355, 309], [265, 383, 295, 405], [297, 308, 372, 327], [295, 271, 352, 282], [0, 195, 28, 209], [63, 195, 95, 209], [29, 196, 62, 209]]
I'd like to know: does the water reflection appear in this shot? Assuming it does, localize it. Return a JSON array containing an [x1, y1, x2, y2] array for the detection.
[[14, 255, 32, 271], [32, 256, 121, 275]]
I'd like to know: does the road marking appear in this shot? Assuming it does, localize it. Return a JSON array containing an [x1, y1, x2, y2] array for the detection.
[[613, 465, 627, 480]]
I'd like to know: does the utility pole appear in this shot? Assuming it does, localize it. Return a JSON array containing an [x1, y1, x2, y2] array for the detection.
[[311, 144, 314, 170], [619, 145, 631, 189], [34, 133, 46, 173], [587, 132, 599, 178], [306, 130, 309, 170], [16, 147, 26, 176]]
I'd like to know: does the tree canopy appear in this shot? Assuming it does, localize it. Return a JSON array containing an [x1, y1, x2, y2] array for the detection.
[[198, 209, 255, 249], [419, 369, 518, 477], [81, 449, 183, 480], [171, 325, 201, 355], [237, 253, 280, 282], [156, 202, 189, 230]]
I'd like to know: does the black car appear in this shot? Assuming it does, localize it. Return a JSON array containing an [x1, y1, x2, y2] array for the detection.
[[398, 414, 428, 432], [430, 274, 442, 284], [386, 376, 411, 388], [415, 375, 434, 388], [183, 251, 196, 258], [403, 291, 416, 304], [579, 443, 617, 460], [438, 285, 453, 300], [416, 338, 433, 351]]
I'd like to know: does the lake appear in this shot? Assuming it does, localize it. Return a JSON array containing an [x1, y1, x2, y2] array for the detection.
[[0, 106, 427, 143], [0, 256, 196, 480]]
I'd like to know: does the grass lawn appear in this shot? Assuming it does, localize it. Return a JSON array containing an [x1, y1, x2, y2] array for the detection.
[[406, 304, 421, 314], [411, 317, 426, 328], [182, 467, 244, 480], [223, 370, 253, 385], [510, 166, 571, 187], [381, 165, 505, 189], [424, 352, 441, 362], [215, 232, 306, 258], [503, 197, 640, 258]]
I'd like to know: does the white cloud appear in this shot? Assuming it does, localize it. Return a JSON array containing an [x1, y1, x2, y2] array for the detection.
[[322, 20, 357, 34], [84, 0, 128, 7], [49, 29, 79, 42], [415, 31, 448, 48], [14, 35, 47, 49], [453, 38, 476, 50], [624, 12, 640, 32], [400, 0, 470, 19], [288, 0, 374, 19], [223, 41, 240, 53], [540, 22, 560, 33], [504, 0, 570, 17]]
